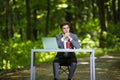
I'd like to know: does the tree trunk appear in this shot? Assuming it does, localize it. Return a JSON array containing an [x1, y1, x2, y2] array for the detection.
[[26, 0, 32, 40], [5, 0, 9, 39], [73, 0, 82, 30], [45, 0, 50, 36], [97, 0, 107, 48], [92, 0, 97, 19], [5, 0, 14, 39], [13, 0, 23, 39], [33, 10, 37, 40], [117, 0, 120, 22], [112, 0, 117, 24], [106, 4, 112, 22]]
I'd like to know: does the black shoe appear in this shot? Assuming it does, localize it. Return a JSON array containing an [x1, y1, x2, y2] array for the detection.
[[67, 79, 71, 80]]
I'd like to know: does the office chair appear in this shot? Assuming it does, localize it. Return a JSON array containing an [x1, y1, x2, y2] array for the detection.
[[59, 62, 70, 74]]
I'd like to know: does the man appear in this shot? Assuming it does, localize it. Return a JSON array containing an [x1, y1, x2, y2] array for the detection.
[[53, 22, 80, 80]]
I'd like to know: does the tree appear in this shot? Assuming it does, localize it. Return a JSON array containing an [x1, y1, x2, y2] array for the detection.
[[32, 9, 38, 40], [45, 0, 50, 36], [97, 0, 107, 48], [117, 0, 120, 22], [5, 0, 14, 39], [112, 0, 117, 24], [26, 0, 32, 40]]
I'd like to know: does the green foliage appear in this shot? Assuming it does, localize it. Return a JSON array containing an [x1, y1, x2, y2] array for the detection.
[[0, 33, 54, 69], [36, 52, 56, 64], [80, 19, 100, 33], [105, 22, 120, 48], [108, 22, 120, 38], [80, 34, 99, 49], [79, 19, 100, 48], [0, 33, 39, 69]]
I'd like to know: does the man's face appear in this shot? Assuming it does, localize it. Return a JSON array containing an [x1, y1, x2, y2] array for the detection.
[[62, 25, 70, 34]]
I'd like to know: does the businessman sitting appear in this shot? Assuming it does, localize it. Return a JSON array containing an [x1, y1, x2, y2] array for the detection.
[[53, 22, 80, 80]]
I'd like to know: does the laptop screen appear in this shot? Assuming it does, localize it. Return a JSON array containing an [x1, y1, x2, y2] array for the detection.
[[42, 37, 59, 49]]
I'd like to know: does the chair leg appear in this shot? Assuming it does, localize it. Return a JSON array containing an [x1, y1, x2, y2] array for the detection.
[[59, 66, 70, 74]]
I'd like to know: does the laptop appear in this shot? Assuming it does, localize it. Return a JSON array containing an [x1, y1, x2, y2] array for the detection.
[[42, 37, 59, 49]]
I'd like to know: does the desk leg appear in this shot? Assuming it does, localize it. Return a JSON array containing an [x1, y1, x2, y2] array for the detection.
[[92, 50, 95, 80], [90, 51, 95, 80], [30, 50, 36, 80], [90, 52, 93, 80]]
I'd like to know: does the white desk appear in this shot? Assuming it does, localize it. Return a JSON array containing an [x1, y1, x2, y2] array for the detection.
[[30, 49, 95, 80]]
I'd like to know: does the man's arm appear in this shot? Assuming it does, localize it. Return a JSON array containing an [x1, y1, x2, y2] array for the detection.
[[56, 34, 64, 48], [70, 34, 80, 49]]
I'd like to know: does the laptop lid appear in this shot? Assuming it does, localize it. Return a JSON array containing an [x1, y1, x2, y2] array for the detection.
[[42, 37, 59, 49]]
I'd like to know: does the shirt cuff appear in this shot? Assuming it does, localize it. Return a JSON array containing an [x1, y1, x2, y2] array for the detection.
[[61, 37, 64, 42], [69, 37, 72, 41]]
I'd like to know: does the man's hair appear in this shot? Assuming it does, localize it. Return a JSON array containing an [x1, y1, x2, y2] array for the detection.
[[60, 22, 71, 29]]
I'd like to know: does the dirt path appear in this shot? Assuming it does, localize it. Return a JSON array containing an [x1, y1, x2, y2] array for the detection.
[[0, 53, 120, 80]]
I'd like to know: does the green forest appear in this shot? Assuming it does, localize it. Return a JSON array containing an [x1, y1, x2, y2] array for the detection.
[[0, 0, 120, 71]]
